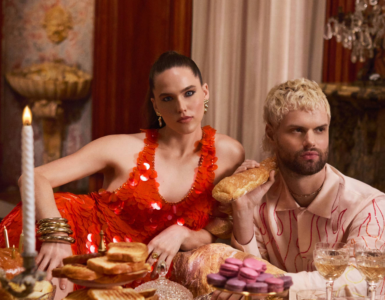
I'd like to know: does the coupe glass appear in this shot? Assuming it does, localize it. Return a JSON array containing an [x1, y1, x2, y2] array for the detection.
[[354, 241, 385, 300], [313, 243, 350, 300]]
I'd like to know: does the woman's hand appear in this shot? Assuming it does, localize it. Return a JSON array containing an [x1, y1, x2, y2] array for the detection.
[[211, 290, 243, 300], [36, 242, 72, 290], [146, 224, 189, 275]]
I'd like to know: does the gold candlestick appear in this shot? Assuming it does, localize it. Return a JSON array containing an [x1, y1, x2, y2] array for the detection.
[[19, 231, 24, 253], [3, 226, 10, 248], [98, 230, 106, 254]]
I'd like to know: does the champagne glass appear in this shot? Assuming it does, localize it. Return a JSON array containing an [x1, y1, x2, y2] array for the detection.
[[354, 241, 385, 300], [313, 242, 350, 300]]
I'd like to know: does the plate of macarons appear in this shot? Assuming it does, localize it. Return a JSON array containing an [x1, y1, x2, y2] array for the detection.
[[207, 257, 293, 297]]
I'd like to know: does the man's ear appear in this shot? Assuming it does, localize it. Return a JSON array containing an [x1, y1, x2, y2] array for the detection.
[[265, 123, 276, 145], [202, 83, 209, 100]]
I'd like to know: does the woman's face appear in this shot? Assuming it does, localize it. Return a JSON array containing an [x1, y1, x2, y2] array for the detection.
[[151, 67, 209, 134]]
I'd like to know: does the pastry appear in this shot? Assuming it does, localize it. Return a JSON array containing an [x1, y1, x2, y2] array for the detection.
[[107, 242, 148, 263], [87, 288, 144, 300], [224, 258, 243, 268], [87, 256, 147, 275], [206, 273, 227, 287], [219, 263, 239, 278], [280, 275, 293, 289], [62, 264, 102, 281], [0, 248, 23, 280], [225, 278, 246, 292], [265, 277, 284, 292], [243, 258, 266, 273], [63, 253, 103, 265], [255, 273, 274, 282], [237, 267, 259, 284], [246, 282, 268, 293], [212, 157, 278, 203]]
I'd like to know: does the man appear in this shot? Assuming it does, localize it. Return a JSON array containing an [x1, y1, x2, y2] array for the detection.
[[213, 78, 385, 300]]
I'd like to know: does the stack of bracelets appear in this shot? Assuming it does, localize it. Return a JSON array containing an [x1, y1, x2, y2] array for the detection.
[[37, 217, 75, 244]]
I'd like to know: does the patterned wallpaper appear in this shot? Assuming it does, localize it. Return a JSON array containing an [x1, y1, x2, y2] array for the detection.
[[1, 0, 95, 193]]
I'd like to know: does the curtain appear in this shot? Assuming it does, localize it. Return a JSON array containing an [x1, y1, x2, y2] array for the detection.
[[192, 0, 326, 161]]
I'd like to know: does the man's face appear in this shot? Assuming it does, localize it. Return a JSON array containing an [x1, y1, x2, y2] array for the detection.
[[272, 109, 329, 176]]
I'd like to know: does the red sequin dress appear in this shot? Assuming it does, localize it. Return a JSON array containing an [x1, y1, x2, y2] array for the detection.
[[0, 126, 218, 284]]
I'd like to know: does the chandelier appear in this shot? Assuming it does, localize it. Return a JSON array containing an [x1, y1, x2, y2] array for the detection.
[[324, 0, 385, 63]]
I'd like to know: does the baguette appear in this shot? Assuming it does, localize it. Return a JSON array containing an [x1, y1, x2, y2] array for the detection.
[[107, 242, 148, 262], [87, 256, 147, 275], [212, 156, 278, 203]]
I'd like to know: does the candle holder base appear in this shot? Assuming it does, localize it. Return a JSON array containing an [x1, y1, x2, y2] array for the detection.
[[0, 252, 46, 298]]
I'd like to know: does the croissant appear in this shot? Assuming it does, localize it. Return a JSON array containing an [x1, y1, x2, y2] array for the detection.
[[212, 156, 278, 203]]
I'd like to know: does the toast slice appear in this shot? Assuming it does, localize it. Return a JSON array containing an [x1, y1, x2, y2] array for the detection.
[[63, 253, 103, 265], [87, 256, 147, 275], [94, 268, 150, 284], [88, 288, 145, 300], [64, 289, 92, 300], [62, 264, 102, 281], [107, 242, 148, 262]]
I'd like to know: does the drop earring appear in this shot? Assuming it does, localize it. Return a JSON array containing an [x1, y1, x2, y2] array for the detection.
[[204, 99, 209, 114], [156, 111, 162, 127]]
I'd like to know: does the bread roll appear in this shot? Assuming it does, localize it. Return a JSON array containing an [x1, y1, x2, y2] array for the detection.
[[212, 156, 278, 203]]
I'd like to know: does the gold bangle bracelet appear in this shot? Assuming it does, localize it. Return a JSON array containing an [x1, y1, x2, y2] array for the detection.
[[38, 235, 75, 244], [37, 227, 73, 236], [37, 217, 68, 225], [39, 222, 71, 228]]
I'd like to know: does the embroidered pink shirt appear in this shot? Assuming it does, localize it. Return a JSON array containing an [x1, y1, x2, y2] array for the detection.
[[232, 164, 385, 298]]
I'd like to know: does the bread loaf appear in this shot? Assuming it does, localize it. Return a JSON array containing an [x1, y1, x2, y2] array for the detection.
[[212, 156, 278, 203]]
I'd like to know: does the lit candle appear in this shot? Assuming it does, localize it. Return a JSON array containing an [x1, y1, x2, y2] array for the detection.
[[21, 106, 36, 255], [3, 226, 9, 248]]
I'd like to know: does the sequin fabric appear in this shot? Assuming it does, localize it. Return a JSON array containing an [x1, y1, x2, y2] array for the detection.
[[0, 126, 218, 286]]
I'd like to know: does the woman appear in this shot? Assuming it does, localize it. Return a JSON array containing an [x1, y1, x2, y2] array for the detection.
[[0, 51, 244, 297]]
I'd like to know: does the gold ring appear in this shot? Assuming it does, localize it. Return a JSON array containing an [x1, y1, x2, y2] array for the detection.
[[152, 252, 160, 259]]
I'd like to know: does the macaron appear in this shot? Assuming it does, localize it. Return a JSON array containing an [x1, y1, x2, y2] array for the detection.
[[243, 258, 266, 273], [246, 282, 268, 293], [225, 278, 246, 292], [225, 258, 243, 268], [219, 263, 239, 278], [256, 273, 274, 282], [238, 267, 259, 283], [207, 273, 227, 287], [280, 276, 293, 289], [265, 277, 284, 292]]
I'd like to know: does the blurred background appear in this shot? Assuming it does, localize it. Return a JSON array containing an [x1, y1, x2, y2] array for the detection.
[[1, 0, 385, 218]]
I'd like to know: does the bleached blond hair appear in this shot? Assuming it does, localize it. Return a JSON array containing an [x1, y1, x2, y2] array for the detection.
[[263, 78, 330, 152]]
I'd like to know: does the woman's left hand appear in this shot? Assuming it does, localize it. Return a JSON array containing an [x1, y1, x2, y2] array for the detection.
[[146, 224, 189, 275]]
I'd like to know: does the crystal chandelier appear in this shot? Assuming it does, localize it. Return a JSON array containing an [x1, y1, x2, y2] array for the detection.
[[324, 0, 385, 63]]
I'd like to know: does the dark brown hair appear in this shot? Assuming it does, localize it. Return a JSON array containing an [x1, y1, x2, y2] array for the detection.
[[144, 51, 203, 129]]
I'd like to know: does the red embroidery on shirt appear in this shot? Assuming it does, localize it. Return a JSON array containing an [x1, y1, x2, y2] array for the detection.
[[325, 219, 329, 243], [373, 199, 385, 239], [358, 214, 371, 237], [316, 216, 321, 241], [301, 215, 315, 254], [274, 201, 283, 236], [371, 199, 383, 238], [333, 209, 347, 245], [284, 211, 293, 263], [259, 203, 268, 235]]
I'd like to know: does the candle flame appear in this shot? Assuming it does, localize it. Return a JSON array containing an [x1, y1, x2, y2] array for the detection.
[[22, 106, 32, 125]]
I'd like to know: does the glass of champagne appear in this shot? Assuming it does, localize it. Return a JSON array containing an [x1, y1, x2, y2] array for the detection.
[[354, 241, 385, 300], [313, 242, 350, 300]]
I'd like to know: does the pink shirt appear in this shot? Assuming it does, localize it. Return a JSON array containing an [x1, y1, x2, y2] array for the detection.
[[232, 164, 385, 298]]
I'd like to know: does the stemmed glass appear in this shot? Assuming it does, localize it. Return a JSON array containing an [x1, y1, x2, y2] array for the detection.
[[354, 241, 385, 300], [313, 242, 350, 300]]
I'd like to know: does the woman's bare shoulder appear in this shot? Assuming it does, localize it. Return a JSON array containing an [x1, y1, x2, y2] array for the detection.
[[215, 133, 245, 163], [93, 132, 146, 157]]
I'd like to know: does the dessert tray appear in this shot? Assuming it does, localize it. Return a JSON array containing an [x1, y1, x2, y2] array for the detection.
[[211, 285, 289, 300]]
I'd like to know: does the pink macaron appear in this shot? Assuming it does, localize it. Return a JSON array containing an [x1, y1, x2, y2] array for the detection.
[[207, 273, 227, 287], [237, 267, 259, 284], [265, 277, 284, 292], [243, 258, 266, 273], [247, 282, 268, 293], [256, 273, 274, 282], [225, 258, 243, 268], [219, 263, 239, 278], [225, 278, 246, 292]]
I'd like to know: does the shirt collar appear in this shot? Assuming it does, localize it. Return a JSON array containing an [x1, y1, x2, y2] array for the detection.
[[274, 164, 341, 219]]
